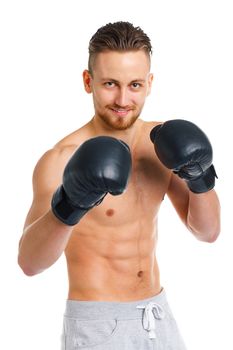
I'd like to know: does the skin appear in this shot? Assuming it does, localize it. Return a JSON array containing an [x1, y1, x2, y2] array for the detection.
[[18, 50, 221, 301]]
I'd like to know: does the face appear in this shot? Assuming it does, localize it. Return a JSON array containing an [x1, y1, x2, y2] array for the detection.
[[83, 50, 153, 130]]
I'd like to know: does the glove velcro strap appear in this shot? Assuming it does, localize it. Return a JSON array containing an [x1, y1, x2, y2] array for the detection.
[[51, 185, 89, 226], [187, 165, 218, 193]]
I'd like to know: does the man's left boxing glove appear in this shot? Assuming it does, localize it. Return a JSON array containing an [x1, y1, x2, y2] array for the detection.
[[51, 136, 132, 226], [150, 119, 217, 193]]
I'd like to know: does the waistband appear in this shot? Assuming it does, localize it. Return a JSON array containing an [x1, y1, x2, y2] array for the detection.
[[64, 288, 169, 321]]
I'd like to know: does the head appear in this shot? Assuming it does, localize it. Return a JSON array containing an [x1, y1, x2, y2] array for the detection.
[[83, 21, 153, 130]]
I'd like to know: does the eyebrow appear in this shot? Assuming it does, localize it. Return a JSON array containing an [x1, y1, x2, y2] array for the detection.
[[100, 78, 146, 83]]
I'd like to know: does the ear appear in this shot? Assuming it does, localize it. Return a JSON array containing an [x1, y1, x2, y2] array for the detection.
[[83, 69, 92, 93], [147, 73, 154, 96]]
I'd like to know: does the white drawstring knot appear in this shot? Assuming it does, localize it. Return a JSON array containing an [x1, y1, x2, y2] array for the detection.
[[136, 302, 165, 339]]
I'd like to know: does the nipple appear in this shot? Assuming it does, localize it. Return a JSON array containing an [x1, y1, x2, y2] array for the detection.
[[106, 209, 115, 217]]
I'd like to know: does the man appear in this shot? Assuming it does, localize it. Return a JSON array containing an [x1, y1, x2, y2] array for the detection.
[[18, 21, 220, 349]]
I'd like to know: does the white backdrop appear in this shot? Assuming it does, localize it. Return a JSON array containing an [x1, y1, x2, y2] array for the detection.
[[0, 0, 232, 349]]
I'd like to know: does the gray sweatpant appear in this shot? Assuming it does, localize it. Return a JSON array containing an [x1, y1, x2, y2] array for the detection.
[[61, 288, 187, 349]]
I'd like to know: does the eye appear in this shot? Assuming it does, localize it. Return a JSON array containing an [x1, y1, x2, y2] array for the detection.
[[131, 82, 141, 89], [104, 82, 115, 88]]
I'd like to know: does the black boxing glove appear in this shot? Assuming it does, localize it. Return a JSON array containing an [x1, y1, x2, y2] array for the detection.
[[150, 119, 217, 193], [51, 136, 132, 225]]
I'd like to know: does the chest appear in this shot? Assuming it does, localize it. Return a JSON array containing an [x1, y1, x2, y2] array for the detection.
[[78, 153, 171, 227], [129, 153, 170, 199]]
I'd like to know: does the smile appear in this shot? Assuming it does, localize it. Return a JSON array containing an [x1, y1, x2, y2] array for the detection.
[[111, 108, 131, 117]]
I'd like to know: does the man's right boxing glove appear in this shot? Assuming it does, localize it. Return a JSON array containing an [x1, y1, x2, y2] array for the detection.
[[51, 136, 132, 226], [150, 119, 217, 193]]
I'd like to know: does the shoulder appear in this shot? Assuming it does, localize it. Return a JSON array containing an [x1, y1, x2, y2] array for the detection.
[[31, 146, 73, 197], [53, 121, 93, 150], [142, 120, 164, 131], [34, 145, 75, 176], [32, 126, 92, 193], [34, 122, 93, 178]]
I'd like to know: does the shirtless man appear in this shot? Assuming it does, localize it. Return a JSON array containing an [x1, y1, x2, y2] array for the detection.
[[18, 22, 221, 349]]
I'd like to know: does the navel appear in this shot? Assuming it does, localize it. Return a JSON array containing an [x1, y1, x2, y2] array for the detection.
[[106, 209, 115, 217], [137, 270, 143, 278]]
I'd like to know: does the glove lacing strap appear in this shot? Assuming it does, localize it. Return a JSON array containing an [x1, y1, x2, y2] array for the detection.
[[136, 302, 165, 339]]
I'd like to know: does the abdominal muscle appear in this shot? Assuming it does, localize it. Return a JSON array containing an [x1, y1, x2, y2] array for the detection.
[[63, 128, 169, 301], [65, 205, 161, 302]]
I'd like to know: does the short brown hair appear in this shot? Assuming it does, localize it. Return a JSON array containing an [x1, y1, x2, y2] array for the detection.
[[88, 21, 152, 75]]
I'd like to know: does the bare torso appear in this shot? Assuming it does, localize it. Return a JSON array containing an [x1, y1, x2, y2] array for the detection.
[[55, 119, 171, 301]]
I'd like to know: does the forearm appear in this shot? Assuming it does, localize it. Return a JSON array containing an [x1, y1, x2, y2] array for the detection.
[[187, 189, 221, 242], [18, 210, 73, 275]]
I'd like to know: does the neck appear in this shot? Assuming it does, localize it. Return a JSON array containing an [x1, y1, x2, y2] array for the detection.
[[89, 114, 143, 148]]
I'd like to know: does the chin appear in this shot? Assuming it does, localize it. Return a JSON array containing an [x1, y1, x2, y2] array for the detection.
[[99, 112, 140, 131], [113, 122, 134, 130]]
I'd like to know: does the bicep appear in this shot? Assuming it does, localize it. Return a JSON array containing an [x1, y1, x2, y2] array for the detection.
[[166, 172, 190, 226], [23, 149, 64, 230]]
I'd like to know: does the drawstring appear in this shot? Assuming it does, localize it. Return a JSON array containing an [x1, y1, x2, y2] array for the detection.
[[136, 302, 165, 339]]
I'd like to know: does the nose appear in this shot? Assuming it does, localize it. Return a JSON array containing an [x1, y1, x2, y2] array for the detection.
[[114, 87, 130, 107]]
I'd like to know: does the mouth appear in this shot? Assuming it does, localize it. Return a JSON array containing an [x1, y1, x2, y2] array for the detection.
[[110, 108, 131, 117]]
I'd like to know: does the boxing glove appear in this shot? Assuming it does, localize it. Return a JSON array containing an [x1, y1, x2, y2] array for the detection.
[[51, 136, 132, 225], [150, 119, 217, 193]]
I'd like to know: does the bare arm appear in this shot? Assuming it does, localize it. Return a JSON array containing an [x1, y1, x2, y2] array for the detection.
[[18, 210, 72, 275], [18, 147, 74, 276], [167, 173, 221, 242]]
